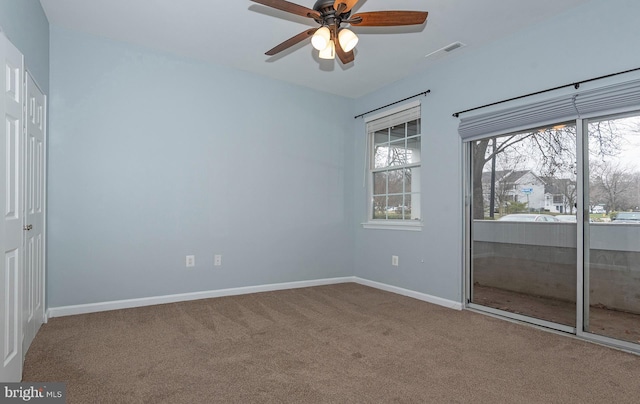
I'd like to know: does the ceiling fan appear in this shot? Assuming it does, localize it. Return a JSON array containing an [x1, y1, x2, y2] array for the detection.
[[250, 0, 428, 64]]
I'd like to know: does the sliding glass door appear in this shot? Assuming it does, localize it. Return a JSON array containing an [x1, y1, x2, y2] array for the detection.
[[584, 113, 640, 345], [469, 123, 578, 329], [461, 75, 640, 352], [467, 111, 640, 350]]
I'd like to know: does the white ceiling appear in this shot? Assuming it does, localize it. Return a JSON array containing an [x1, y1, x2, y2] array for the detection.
[[39, 0, 591, 98]]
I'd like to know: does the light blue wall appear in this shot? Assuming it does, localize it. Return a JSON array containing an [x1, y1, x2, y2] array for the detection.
[[352, 0, 640, 302], [32, 0, 640, 308], [0, 0, 49, 93], [48, 26, 354, 307]]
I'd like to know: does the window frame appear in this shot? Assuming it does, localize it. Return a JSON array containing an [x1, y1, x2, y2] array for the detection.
[[362, 101, 423, 231]]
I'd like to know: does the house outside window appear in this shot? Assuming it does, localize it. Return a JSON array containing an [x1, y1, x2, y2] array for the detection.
[[363, 102, 422, 230], [481, 169, 546, 216]]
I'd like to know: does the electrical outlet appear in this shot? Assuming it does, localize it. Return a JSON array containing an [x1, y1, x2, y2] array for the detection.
[[392, 255, 399, 267], [186, 255, 195, 268], [214, 254, 222, 266]]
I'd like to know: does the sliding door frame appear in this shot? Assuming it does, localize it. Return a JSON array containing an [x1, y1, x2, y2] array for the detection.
[[462, 126, 577, 335], [576, 118, 588, 337], [463, 141, 472, 306], [576, 112, 640, 354], [463, 112, 640, 354]]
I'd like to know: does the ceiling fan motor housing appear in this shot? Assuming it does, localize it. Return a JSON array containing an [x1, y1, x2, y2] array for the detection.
[[313, 0, 350, 26]]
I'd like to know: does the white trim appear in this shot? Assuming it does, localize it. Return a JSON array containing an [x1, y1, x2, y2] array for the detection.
[[47, 276, 463, 317], [361, 221, 423, 231], [364, 99, 421, 123], [47, 277, 356, 318], [354, 277, 463, 310]]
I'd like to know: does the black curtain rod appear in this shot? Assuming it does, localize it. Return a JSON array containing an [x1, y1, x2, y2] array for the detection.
[[354, 90, 430, 119], [452, 66, 640, 118]]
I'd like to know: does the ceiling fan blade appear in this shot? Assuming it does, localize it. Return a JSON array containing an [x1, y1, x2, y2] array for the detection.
[[335, 37, 355, 64], [265, 28, 318, 56], [251, 0, 321, 19], [333, 0, 360, 15], [350, 11, 428, 27]]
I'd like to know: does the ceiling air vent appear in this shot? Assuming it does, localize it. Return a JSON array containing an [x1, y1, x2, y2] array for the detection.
[[444, 42, 464, 52], [425, 41, 466, 60]]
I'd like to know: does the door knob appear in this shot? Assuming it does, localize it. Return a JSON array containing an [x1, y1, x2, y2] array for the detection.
[[23, 224, 33, 231]]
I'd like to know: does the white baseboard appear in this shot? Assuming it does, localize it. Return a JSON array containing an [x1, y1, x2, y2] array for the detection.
[[353, 277, 463, 310], [47, 276, 462, 318], [47, 276, 357, 318]]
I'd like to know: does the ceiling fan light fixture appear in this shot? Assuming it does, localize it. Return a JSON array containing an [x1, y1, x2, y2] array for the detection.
[[250, 0, 428, 64], [311, 26, 331, 51], [338, 28, 358, 52], [318, 40, 336, 59]]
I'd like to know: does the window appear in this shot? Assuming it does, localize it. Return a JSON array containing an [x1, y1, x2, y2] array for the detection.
[[364, 102, 421, 230]]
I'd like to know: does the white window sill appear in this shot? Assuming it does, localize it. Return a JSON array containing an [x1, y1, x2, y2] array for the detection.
[[361, 221, 423, 231]]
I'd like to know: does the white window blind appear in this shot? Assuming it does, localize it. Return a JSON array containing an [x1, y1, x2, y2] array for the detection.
[[458, 78, 640, 141], [574, 79, 640, 116], [366, 102, 421, 134]]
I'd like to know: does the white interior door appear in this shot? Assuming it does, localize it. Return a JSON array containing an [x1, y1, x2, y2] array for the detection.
[[0, 34, 25, 382], [22, 72, 45, 356]]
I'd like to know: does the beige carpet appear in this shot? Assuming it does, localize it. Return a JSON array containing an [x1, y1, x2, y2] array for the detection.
[[23, 283, 640, 403]]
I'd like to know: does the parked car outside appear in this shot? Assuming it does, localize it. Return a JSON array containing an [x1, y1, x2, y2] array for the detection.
[[611, 212, 640, 224], [556, 215, 577, 222], [497, 214, 559, 222]]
